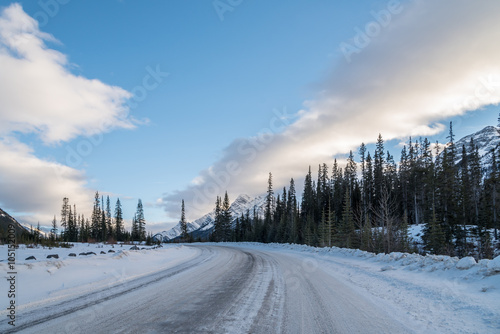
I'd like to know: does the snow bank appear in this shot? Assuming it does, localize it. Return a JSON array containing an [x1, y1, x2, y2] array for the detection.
[[219, 242, 500, 278], [488, 255, 500, 272], [456, 256, 477, 270]]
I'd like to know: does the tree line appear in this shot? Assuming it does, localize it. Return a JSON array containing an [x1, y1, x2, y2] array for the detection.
[[205, 122, 498, 259], [25, 191, 151, 245]]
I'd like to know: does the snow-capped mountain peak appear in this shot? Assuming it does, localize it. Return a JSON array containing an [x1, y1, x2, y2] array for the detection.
[[153, 194, 266, 241], [454, 125, 500, 174]]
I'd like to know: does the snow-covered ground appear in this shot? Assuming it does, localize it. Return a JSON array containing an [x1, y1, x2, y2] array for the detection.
[[1, 241, 499, 332], [0, 243, 199, 311]]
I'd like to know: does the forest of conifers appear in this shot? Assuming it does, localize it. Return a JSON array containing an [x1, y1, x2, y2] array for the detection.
[[210, 123, 498, 260]]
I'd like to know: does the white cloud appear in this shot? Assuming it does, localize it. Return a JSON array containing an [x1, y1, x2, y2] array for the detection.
[[0, 138, 93, 225], [162, 0, 500, 220], [0, 3, 133, 144], [0, 4, 134, 224]]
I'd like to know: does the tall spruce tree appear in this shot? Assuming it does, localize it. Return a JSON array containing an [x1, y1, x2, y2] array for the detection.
[[114, 198, 123, 241], [91, 192, 101, 241], [213, 196, 222, 241], [180, 199, 188, 240], [135, 199, 146, 242], [106, 196, 113, 240], [60, 197, 70, 240], [222, 192, 232, 241]]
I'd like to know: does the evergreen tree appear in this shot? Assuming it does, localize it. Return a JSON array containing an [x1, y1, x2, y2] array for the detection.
[[135, 199, 146, 242], [180, 199, 189, 240], [101, 195, 107, 242], [60, 197, 69, 240], [91, 192, 101, 241], [36, 222, 41, 244], [221, 192, 232, 241], [51, 215, 58, 240], [265, 172, 274, 225], [345, 150, 357, 198], [213, 196, 222, 241], [106, 196, 113, 240], [287, 178, 299, 243], [114, 198, 123, 241], [301, 167, 316, 243], [131, 214, 139, 241], [337, 189, 355, 248], [423, 204, 446, 255], [374, 133, 386, 205], [491, 149, 499, 239]]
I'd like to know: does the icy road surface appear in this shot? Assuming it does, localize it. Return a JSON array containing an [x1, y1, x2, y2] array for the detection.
[[2, 244, 499, 333]]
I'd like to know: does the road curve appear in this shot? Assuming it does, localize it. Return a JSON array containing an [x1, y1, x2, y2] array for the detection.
[[11, 245, 412, 334]]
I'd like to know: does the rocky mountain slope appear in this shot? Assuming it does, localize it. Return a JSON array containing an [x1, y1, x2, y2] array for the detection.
[[154, 194, 267, 242], [453, 125, 500, 174], [0, 207, 28, 238]]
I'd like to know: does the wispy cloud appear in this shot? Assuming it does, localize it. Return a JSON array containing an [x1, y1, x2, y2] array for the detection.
[[0, 4, 133, 223], [162, 0, 500, 220]]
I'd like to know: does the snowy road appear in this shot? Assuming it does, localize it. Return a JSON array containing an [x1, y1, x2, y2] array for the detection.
[[6, 245, 414, 334]]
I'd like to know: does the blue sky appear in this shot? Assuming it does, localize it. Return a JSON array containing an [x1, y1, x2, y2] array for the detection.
[[0, 0, 499, 232]]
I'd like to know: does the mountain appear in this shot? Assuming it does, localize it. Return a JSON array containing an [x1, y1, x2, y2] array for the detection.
[[153, 194, 267, 242], [453, 125, 500, 174], [0, 208, 29, 238]]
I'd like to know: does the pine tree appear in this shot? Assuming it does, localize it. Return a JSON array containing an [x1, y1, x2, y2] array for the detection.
[[180, 199, 188, 240], [60, 197, 69, 240], [336, 189, 356, 249], [265, 172, 274, 226], [51, 215, 58, 241], [301, 167, 316, 243], [423, 204, 446, 255], [135, 199, 146, 242], [374, 133, 386, 205], [213, 196, 222, 241], [345, 150, 357, 198], [101, 195, 107, 242], [35, 222, 41, 244], [491, 149, 499, 240], [221, 192, 232, 241], [67, 205, 74, 242], [287, 178, 298, 243], [106, 196, 113, 240], [131, 214, 139, 241], [114, 198, 123, 241], [359, 143, 368, 223], [91, 192, 101, 241]]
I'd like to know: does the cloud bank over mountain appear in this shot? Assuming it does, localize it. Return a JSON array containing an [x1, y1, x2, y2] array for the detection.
[[161, 0, 500, 220]]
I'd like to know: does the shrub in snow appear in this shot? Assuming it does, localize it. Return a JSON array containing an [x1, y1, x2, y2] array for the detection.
[[46, 254, 59, 259], [108, 250, 115, 253], [456, 256, 476, 270], [487, 255, 500, 272], [69, 253, 76, 257], [130, 246, 140, 250], [79, 252, 96, 256], [381, 265, 395, 271], [25, 256, 36, 260], [100, 251, 106, 254]]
